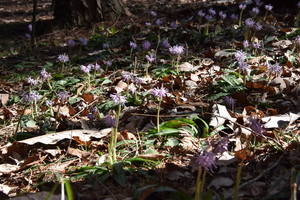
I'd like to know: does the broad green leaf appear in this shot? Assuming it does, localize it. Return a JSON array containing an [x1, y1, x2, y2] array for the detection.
[[164, 138, 180, 147], [112, 162, 126, 186], [26, 120, 36, 127]]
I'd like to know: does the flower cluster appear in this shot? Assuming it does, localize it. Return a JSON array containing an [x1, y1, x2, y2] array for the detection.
[[57, 53, 69, 63], [40, 68, 49, 80], [121, 71, 133, 81], [248, 116, 265, 135], [57, 91, 69, 103], [268, 62, 282, 76], [150, 86, 168, 99], [79, 37, 88, 46], [21, 91, 41, 104], [234, 50, 248, 72], [80, 63, 101, 73], [143, 40, 151, 50], [110, 93, 127, 106], [27, 76, 37, 86], [145, 53, 156, 63], [169, 45, 185, 55], [223, 96, 237, 109], [191, 151, 217, 171], [130, 41, 137, 49]]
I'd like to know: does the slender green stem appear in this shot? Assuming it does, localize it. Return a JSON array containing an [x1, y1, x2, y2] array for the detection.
[[199, 169, 207, 196], [146, 61, 149, 77], [108, 103, 121, 166], [234, 158, 244, 200], [14, 105, 27, 136], [87, 73, 91, 88], [157, 99, 161, 132], [239, 10, 243, 27], [195, 167, 203, 200]]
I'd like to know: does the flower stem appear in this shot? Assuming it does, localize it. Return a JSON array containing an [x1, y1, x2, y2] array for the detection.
[[108, 103, 121, 166], [234, 158, 244, 200], [14, 105, 27, 136], [195, 167, 203, 200], [157, 99, 161, 132]]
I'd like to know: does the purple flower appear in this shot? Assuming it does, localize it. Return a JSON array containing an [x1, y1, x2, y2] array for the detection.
[[21, 91, 41, 104], [265, 4, 273, 11], [161, 38, 170, 48], [27, 76, 37, 86], [295, 36, 300, 45], [268, 62, 282, 76], [248, 116, 265, 135], [40, 68, 49, 79], [94, 63, 101, 71], [121, 71, 133, 81], [25, 33, 31, 39], [223, 96, 237, 108], [254, 0, 263, 7], [102, 115, 117, 128], [28, 24, 32, 32], [46, 100, 54, 106], [57, 91, 69, 103], [142, 40, 151, 50], [231, 13, 239, 21], [198, 10, 206, 17], [87, 113, 95, 120], [110, 93, 127, 106], [254, 22, 263, 31], [79, 37, 88, 46], [145, 53, 156, 62], [67, 39, 76, 47], [103, 60, 112, 67], [208, 8, 216, 16], [169, 45, 185, 55], [90, 107, 98, 113], [150, 86, 168, 99], [150, 11, 157, 17], [205, 14, 214, 22], [80, 65, 91, 73], [219, 11, 227, 19], [58, 53, 69, 63], [212, 139, 229, 155], [234, 50, 246, 62], [243, 40, 249, 49], [245, 18, 255, 28], [239, 4, 246, 10], [145, 22, 151, 26], [130, 41, 137, 49], [252, 43, 261, 49], [192, 151, 217, 171], [156, 19, 163, 26], [134, 77, 145, 85], [237, 61, 249, 72], [103, 43, 109, 49], [170, 21, 178, 29], [252, 7, 260, 15]]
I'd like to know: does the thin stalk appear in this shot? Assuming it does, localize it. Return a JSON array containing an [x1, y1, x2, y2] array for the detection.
[[239, 10, 244, 27], [233, 158, 244, 200], [14, 105, 27, 136], [108, 103, 121, 165], [195, 167, 203, 200], [157, 99, 161, 132], [199, 169, 207, 196]]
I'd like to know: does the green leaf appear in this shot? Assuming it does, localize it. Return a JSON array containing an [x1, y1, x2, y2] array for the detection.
[[164, 138, 180, 147], [26, 120, 36, 127], [101, 79, 112, 85], [112, 162, 126, 186], [150, 128, 180, 136]]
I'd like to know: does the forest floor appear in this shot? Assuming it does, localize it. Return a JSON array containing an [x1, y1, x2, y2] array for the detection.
[[1, 0, 300, 200]]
